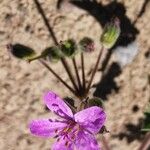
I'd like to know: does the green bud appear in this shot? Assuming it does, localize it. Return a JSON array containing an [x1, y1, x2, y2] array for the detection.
[[100, 18, 120, 49], [8, 44, 36, 60], [60, 39, 77, 57], [88, 97, 104, 108], [79, 37, 94, 52], [28, 46, 63, 63], [44, 46, 63, 63]]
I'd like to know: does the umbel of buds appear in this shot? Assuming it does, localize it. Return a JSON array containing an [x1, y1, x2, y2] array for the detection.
[[100, 17, 120, 49], [60, 39, 77, 57], [79, 37, 95, 52]]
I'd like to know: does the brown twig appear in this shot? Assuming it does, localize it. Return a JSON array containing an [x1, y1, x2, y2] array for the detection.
[[86, 46, 104, 94], [72, 57, 82, 90]]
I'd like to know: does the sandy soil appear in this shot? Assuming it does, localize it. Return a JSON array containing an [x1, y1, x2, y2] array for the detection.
[[0, 0, 150, 150]]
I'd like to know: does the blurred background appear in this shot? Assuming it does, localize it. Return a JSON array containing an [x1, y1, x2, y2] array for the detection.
[[0, 0, 150, 149]]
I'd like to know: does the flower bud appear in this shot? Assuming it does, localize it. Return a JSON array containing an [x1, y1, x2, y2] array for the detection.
[[28, 46, 62, 63], [100, 18, 120, 49], [79, 37, 95, 52], [44, 46, 63, 63], [60, 39, 77, 57], [88, 97, 104, 108], [7, 44, 36, 60]]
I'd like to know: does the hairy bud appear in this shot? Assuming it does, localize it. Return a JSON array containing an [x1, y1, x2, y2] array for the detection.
[[79, 37, 95, 52], [100, 18, 120, 49], [60, 39, 77, 57]]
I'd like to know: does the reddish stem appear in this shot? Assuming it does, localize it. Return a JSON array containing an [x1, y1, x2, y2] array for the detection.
[[81, 53, 86, 91], [39, 59, 77, 96], [72, 57, 82, 91], [86, 47, 104, 94]]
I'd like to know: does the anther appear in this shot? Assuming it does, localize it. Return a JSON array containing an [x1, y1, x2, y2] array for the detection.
[[65, 141, 69, 147], [55, 129, 58, 133]]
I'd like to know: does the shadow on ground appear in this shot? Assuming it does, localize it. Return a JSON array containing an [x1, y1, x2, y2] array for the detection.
[[112, 118, 146, 143]]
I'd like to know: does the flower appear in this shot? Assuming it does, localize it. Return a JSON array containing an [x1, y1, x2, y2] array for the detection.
[[29, 91, 106, 150]]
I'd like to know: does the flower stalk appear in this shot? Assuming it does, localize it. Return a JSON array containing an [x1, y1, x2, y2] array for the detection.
[[61, 58, 79, 93], [39, 59, 77, 96], [86, 46, 104, 95], [72, 57, 82, 91], [81, 52, 86, 91]]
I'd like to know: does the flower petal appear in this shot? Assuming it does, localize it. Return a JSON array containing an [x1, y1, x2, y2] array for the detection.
[[75, 131, 100, 150], [52, 139, 73, 150], [29, 119, 66, 137], [44, 91, 73, 118], [74, 106, 106, 134]]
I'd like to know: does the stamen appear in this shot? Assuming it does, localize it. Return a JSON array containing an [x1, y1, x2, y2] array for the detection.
[[71, 134, 75, 140], [65, 141, 69, 147], [55, 129, 58, 133], [57, 138, 60, 142], [62, 127, 68, 132]]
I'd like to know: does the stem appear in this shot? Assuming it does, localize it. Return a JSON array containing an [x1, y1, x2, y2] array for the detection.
[[61, 58, 79, 93], [34, 0, 58, 45], [86, 46, 104, 94], [81, 53, 86, 91], [101, 136, 111, 150], [138, 132, 150, 150], [34, 0, 79, 95], [72, 57, 82, 91], [39, 59, 76, 96]]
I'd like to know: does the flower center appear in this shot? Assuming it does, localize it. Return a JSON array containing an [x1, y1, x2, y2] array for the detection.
[[55, 121, 81, 147]]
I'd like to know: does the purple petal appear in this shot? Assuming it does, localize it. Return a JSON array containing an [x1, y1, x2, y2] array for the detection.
[[29, 119, 66, 137], [74, 106, 106, 134], [44, 91, 73, 118], [52, 139, 73, 150], [75, 131, 100, 150]]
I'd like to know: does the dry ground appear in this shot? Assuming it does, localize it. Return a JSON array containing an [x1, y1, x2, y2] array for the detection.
[[0, 0, 150, 150]]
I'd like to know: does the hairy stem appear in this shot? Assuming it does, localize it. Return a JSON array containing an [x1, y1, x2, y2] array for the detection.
[[72, 57, 82, 91], [34, 0, 79, 94], [81, 53, 86, 91], [86, 47, 104, 94], [39, 59, 77, 96], [61, 58, 79, 93], [34, 0, 58, 45]]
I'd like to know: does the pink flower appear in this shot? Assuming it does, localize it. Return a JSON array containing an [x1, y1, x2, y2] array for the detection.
[[29, 91, 106, 150]]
